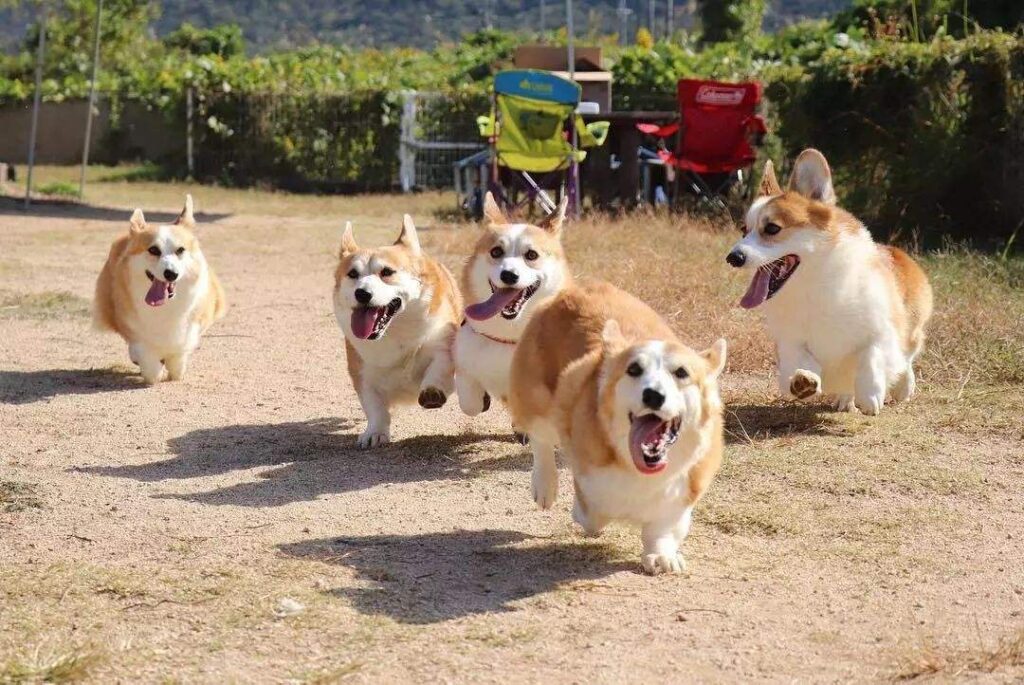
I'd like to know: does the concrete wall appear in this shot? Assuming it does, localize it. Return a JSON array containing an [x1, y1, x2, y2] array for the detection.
[[0, 99, 183, 165]]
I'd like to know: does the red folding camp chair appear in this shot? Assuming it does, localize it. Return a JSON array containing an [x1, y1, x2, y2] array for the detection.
[[638, 79, 767, 210]]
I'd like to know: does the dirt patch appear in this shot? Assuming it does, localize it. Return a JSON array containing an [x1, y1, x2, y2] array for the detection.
[[1, 188, 1022, 683]]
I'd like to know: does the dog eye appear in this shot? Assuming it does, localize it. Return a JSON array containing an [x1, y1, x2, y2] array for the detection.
[[347, 268, 359, 279], [674, 367, 689, 379], [489, 246, 504, 259], [380, 267, 395, 277], [147, 246, 160, 257], [626, 362, 643, 377], [175, 247, 185, 256], [763, 222, 782, 235], [524, 249, 539, 261]]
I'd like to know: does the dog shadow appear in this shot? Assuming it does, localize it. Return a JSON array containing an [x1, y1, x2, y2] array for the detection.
[[0, 367, 144, 405], [724, 401, 839, 444], [278, 529, 634, 624], [79, 417, 528, 507]]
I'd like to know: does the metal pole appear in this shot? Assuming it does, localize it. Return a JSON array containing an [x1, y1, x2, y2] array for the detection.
[[24, 5, 47, 209], [648, 0, 655, 33], [185, 86, 194, 179], [566, 0, 580, 220], [540, 0, 546, 34], [666, 0, 674, 39], [79, 0, 103, 198], [617, 0, 631, 46]]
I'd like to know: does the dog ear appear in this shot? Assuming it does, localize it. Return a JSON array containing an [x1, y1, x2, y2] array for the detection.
[[396, 214, 422, 256], [537, 196, 568, 236], [129, 208, 146, 234], [789, 149, 836, 204], [758, 160, 782, 197], [483, 192, 508, 225], [339, 221, 358, 257], [700, 338, 728, 379], [173, 194, 195, 227], [601, 319, 625, 350]]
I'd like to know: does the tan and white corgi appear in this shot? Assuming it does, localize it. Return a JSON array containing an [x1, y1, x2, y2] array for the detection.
[[509, 281, 726, 575], [453, 192, 572, 421], [333, 215, 462, 449], [726, 149, 933, 415], [93, 195, 226, 384]]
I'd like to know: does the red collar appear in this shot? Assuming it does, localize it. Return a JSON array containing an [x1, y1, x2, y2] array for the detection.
[[463, 320, 518, 345]]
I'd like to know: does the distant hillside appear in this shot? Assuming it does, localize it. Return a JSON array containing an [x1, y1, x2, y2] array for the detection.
[[1, 0, 852, 54]]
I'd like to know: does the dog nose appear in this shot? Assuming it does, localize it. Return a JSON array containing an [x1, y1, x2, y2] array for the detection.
[[500, 270, 519, 285], [726, 250, 746, 268], [354, 288, 372, 304], [642, 388, 665, 410], [163, 269, 178, 282]]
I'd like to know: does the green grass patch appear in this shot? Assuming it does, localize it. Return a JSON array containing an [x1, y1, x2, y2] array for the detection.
[[36, 181, 80, 199]]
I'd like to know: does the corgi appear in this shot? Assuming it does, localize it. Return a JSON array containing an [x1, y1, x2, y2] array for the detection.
[[333, 215, 462, 449], [453, 192, 572, 422], [93, 195, 226, 384], [726, 149, 933, 415], [508, 281, 726, 575]]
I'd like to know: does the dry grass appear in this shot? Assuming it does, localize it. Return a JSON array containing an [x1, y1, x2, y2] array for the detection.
[[425, 210, 1024, 389], [0, 291, 90, 320], [895, 628, 1024, 680], [5, 164, 452, 221], [0, 645, 104, 684], [0, 481, 42, 513]]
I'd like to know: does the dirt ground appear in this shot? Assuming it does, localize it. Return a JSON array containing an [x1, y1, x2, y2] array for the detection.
[[1, 182, 1022, 683]]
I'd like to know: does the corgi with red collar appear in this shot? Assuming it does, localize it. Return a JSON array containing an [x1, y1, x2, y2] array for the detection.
[[453, 193, 572, 421], [509, 281, 726, 575], [726, 149, 933, 415], [93, 195, 226, 384]]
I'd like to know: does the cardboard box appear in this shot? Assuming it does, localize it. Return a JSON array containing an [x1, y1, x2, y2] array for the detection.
[[514, 45, 613, 112]]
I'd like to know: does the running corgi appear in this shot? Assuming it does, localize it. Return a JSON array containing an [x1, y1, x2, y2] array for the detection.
[[726, 149, 933, 415], [93, 195, 226, 384], [454, 193, 572, 422], [334, 216, 461, 448], [509, 281, 726, 575]]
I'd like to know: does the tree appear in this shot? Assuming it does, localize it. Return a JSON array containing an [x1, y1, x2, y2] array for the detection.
[[20, 0, 157, 78], [164, 22, 245, 57], [697, 0, 765, 43]]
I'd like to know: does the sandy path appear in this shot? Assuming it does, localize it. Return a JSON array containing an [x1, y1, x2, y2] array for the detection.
[[1, 203, 1022, 683]]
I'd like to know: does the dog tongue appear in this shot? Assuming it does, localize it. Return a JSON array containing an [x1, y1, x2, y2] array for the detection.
[[629, 414, 666, 469], [351, 307, 382, 339], [465, 288, 521, 321], [145, 279, 169, 307], [740, 269, 770, 309]]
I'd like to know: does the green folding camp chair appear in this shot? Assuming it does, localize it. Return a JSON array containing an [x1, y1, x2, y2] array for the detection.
[[467, 69, 608, 219]]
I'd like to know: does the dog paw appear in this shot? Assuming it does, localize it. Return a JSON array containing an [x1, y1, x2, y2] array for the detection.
[[531, 463, 558, 510], [457, 391, 490, 416], [790, 369, 821, 400], [855, 394, 883, 416], [834, 395, 857, 413], [418, 387, 447, 409], [641, 552, 687, 576], [357, 429, 390, 449], [892, 373, 915, 402]]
